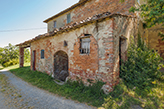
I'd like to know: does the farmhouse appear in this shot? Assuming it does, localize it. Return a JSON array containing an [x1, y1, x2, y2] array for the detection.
[[16, 0, 138, 93]]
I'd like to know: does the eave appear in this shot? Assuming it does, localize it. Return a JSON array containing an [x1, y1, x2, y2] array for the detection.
[[16, 12, 136, 47], [43, 0, 89, 23]]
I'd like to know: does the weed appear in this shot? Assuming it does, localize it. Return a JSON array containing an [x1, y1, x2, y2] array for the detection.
[[102, 36, 164, 109], [5, 36, 164, 108], [9, 66, 106, 107]]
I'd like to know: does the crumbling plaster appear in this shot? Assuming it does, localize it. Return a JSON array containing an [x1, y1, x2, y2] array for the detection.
[[30, 16, 137, 92]]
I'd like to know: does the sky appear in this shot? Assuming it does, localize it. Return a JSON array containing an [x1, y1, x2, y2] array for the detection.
[[0, 0, 79, 47]]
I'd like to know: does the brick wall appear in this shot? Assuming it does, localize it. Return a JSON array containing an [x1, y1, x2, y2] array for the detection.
[[47, 0, 135, 32], [113, 15, 137, 87], [30, 16, 136, 93]]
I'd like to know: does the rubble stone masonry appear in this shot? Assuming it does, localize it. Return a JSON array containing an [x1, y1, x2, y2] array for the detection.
[[30, 16, 136, 93]]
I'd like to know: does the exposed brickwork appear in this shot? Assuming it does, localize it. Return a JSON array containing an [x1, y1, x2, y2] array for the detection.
[[16, 0, 164, 93], [113, 16, 138, 87], [19, 47, 24, 68], [47, 0, 135, 32], [69, 34, 99, 84], [71, 0, 135, 23], [26, 16, 136, 93]]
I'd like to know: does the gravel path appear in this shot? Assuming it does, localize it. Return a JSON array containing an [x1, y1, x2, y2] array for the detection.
[[0, 69, 96, 109]]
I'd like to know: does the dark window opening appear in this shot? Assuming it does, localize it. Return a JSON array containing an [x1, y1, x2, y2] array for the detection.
[[67, 13, 71, 24], [84, 34, 91, 36], [41, 49, 44, 59], [80, 37, 91, 54]]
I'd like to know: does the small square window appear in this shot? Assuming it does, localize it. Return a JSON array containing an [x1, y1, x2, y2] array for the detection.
[[41, 49, 44, 59], [67, 13, 71, 24], [54, 21, 57, 28], [80, 37, 90, 54]]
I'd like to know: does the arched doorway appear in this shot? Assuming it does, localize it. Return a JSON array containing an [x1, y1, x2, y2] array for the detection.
[[54, 50, 69, 81]]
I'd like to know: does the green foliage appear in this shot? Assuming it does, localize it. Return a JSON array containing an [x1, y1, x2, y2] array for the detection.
[[120, 35, 163, 89], [8, 60, 164, 108], [129, 0, 164, 38], [102, 80, 141, 109], [0, 64, 3, 70], [24, 48, 30, 63], [7, 37, 164, 108], [0, 43, 30, 67], [10, 66, 107, 107], [102, 36, 164, 109]]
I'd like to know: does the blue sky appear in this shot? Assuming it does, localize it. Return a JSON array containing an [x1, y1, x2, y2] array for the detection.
[[0, 0, 79, 47]]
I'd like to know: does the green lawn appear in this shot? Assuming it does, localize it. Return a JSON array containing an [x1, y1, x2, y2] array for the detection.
[[0, 64, 3, 70], [4, 64, 164, 109]]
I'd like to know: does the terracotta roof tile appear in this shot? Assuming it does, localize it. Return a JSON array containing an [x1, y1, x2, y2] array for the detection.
[[16, 12, 135, 47]]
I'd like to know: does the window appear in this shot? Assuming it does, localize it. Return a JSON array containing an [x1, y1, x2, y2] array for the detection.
[[67, 13, 71, 24], [80, 37, 91, 54], [41, 49, 44, 59], [54, 21, 57, 28]]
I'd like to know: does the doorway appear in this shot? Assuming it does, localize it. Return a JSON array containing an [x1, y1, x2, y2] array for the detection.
[[54, 51, 69, 81], [32, 50, 36, 70]]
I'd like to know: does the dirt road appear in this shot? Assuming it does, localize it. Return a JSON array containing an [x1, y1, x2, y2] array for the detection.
[[0, 69, 95, 109]]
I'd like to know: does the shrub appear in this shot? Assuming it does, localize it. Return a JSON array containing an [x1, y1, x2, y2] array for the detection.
[[3, 58, 19, 67], [0, 43, 30, 67], [120, 35, 163, 89]]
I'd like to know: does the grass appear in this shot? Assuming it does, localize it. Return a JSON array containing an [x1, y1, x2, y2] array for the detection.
[[4, 63, 30, 70], [2, 63, 163, 109], [0, 64, 3, 70], [8, 65, 107, 107]]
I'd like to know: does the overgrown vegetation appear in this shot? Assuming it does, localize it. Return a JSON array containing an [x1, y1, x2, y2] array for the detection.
[[130, 0, 164, 39], [0, 43, 30, 67], [129, 0, 164, 28], [120, 36, 163, 89], [103, 36, 164, 109], [0, 64, 3, 70], [4, 37, 164, 108], [121, 0, 164, 39]]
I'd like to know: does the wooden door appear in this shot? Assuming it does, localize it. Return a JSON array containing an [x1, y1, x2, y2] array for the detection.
[[33, 50, 36, 70]]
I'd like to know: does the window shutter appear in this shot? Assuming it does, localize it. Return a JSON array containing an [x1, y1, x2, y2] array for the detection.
[[41, 50, 44, 59]]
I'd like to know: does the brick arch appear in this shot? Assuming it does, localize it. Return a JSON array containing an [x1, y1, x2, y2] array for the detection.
[[54, 50, 69, 81], [69, 34, 99, 82]]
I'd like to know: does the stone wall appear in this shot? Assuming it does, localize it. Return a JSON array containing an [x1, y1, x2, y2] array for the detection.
[[113, 15, 137, 86], [47, 0, 135, 32], [30, 16, 136, 92], [140, 24, 164, 58], [31, 18, 114, 91]]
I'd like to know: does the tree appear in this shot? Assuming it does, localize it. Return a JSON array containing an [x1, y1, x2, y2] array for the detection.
[[129, 0, 164, 38], [120, 0, 164, 38], [0, 43, 30, 67]]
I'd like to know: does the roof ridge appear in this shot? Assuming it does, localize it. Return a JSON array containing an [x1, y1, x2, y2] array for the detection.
[[16, 12, 135, 46], [43, 0, 89, 23]]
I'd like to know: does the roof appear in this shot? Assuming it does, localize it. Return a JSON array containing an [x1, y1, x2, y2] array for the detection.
[[16, 12, 135, 47], [43, 0, 89, 23]]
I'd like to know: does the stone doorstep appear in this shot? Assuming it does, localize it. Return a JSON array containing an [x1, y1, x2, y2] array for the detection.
[[54, 79, 65, 85]]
